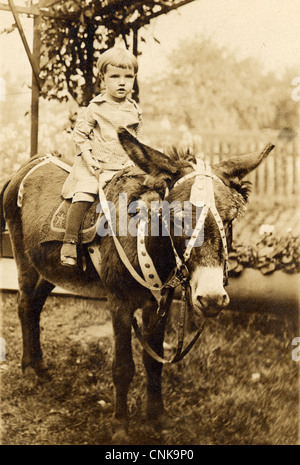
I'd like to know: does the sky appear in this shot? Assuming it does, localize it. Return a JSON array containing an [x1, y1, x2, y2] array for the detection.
[[138, 0, 300, 79], [0, 0, 299, 87]]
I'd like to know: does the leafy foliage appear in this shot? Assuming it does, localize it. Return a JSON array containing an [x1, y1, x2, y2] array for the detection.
[[229, 232, 300, 276], [37, 0, 195, 105], [140, 37, 299, 131]]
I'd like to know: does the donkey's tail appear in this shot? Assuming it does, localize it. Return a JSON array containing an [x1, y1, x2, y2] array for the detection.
[[1, 179, 11, 231], [0, 179, 11, 255]]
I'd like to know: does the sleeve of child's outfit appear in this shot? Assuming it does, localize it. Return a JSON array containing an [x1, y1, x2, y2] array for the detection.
[[72, 105, 95, 154]]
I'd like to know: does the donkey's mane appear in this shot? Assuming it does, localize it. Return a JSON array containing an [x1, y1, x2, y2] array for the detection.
[[166, 146, 251, 203], [164, 146, 196, 167], [107, 165, 167, 204], [231, 179, 252, 201]]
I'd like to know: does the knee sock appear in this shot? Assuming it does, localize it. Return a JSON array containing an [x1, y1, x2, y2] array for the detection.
[[63, 201, 92, 244]]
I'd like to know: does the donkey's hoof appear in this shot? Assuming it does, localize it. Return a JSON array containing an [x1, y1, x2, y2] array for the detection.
[[111, 429, 130, 445], [36, 367, 52, 383], [148, 411, 174, 432], [23, 362, 51, 385], [23, 366, 41, 387], [111, 419, 130, 445]]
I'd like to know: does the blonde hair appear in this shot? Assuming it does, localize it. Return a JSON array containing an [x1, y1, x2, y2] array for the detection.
[[97, 47, 138, 75]]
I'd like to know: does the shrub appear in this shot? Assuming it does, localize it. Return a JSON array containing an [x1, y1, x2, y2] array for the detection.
[[228, 232, 300, 276]]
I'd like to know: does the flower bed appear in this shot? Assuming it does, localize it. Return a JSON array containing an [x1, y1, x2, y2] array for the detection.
[[226, 231, 299, 315], [228, 232, 300, 276]]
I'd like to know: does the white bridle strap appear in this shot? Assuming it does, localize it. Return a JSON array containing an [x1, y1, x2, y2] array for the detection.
[[184, 161, 212, 261], [137, 219, 162, 301], [183, 205, 207, 262], [204, 163, 229, 269], [181, 160, 229, 271], [173, 161, 222, 191]]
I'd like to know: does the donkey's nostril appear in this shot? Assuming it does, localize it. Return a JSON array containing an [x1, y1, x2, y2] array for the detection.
[[215, 294, 229, 307], [222, 293, 230, 307], [197, 295, 208, 308], [197, 293, 229, 309]]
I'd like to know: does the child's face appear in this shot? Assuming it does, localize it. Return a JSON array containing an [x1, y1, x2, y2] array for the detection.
[[102, 64, 135, 102]]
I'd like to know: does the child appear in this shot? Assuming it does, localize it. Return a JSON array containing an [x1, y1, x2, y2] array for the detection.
[[60, 47, 142, 266]]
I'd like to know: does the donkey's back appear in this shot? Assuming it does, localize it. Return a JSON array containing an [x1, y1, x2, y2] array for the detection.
[[3, 156, 103, 297]]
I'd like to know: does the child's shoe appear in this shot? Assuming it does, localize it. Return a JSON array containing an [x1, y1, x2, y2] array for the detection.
[[60, 241, 77, 267]]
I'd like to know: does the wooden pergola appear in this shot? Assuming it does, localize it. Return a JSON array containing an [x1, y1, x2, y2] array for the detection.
[[0, 0, 195, 156], [1, 0, 66, 156]]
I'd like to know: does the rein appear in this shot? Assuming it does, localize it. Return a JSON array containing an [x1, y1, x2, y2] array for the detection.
[[132, 264, 205, 365]]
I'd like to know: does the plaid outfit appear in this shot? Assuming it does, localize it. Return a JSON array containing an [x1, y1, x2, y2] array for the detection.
[[62, 94, 142, 200]]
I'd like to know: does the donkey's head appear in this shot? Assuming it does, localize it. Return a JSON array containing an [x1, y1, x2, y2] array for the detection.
[[118, 129, 274, 318]]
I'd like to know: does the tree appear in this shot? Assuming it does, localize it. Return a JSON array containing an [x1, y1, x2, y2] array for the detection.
[[37, 0, 195, 105], [140, 36, 296, 131], [272, 67, 299, 130]]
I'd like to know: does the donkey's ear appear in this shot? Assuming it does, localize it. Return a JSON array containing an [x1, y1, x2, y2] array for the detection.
[[118, 128, 179, 177], [213, 143, 275, 181]]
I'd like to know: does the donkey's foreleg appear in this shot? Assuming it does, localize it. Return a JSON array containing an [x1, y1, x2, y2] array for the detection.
[[111, 306, 135, 443], [142, 295, 173, 431]]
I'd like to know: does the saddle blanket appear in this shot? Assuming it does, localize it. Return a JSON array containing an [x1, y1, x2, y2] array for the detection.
[[40, 199, 99, 245], [22, 153, 145, 246]]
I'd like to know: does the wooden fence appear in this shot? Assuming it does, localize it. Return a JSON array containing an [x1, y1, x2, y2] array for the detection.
[[197, 132, 299, 197]]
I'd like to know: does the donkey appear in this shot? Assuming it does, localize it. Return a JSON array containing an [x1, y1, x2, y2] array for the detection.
[[2, 129, 274, 442]]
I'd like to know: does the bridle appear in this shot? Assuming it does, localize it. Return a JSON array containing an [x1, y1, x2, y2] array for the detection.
[[96, 159, 230, 364]]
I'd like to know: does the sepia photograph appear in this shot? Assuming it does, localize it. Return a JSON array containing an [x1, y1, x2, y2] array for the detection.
[[0, 0, 299, 448]]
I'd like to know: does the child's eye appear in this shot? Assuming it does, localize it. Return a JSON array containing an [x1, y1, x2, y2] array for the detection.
[[126, 74, 134, 79]]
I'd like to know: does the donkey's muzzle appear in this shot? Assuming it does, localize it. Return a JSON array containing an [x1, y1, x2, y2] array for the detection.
[[195, 292, 230, 317]]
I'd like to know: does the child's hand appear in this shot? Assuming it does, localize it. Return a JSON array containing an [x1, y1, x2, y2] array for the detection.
[[81, 150, 102, 175]]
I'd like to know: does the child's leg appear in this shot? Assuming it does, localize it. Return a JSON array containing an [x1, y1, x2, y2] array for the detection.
[[61, 193, 94, 266]]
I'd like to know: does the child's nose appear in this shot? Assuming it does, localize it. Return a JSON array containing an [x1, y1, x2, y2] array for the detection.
[[119, 76, 125, 85]]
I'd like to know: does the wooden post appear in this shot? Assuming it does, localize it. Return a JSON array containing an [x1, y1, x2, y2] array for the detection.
[[31, 15, 41, 156], [132, 27, 139, 103], [7, 0, 41, 156], [7, 0, 41, 89]]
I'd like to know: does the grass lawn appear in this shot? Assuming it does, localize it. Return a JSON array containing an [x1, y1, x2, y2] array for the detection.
[[1, 291, 298, 445]]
